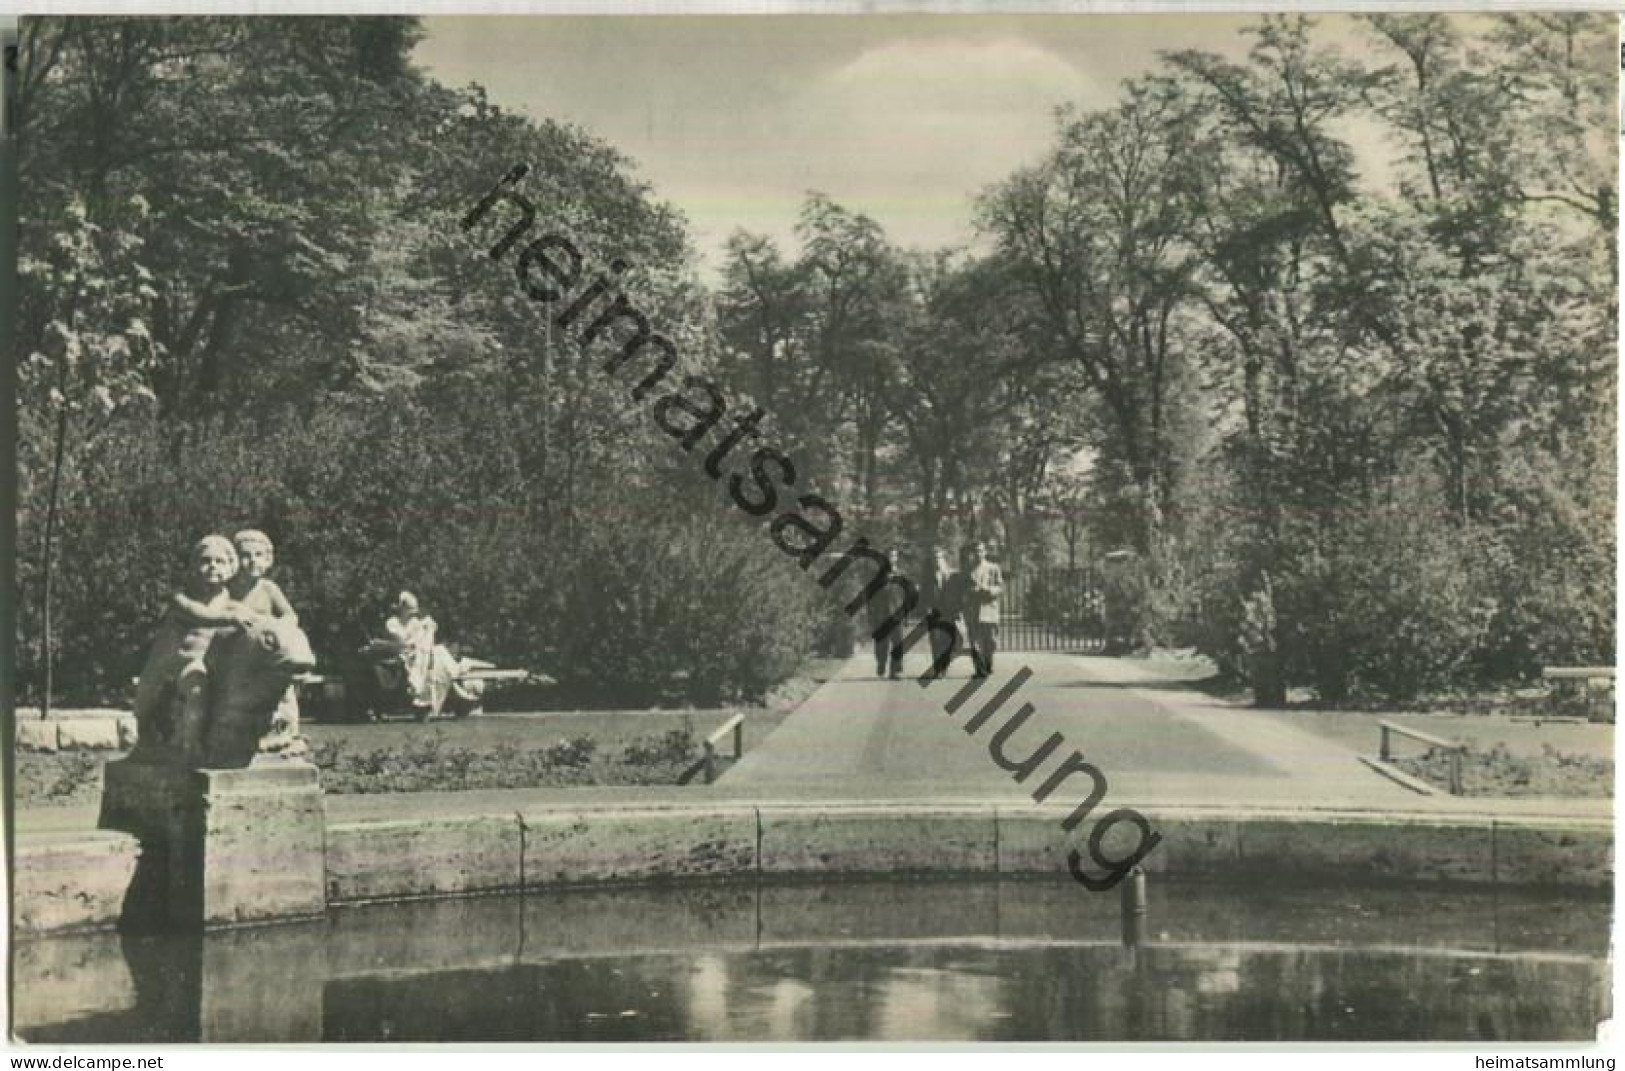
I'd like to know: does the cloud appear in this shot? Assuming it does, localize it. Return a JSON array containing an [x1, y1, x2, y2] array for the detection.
[[802, 37, 1101, 170], [755, 37, 1104, 250], [419, 21, 1121, 274], [822, 36, 1099, 115]]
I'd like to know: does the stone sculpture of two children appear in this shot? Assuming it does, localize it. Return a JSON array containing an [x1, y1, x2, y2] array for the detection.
[[132, 529, 306, 764]]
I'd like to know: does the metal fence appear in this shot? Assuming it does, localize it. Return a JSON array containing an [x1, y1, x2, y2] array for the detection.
[[998, 566, 1106, 653]]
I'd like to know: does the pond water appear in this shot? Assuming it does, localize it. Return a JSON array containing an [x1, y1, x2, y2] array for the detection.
[[13, 878, 1609, 1043]]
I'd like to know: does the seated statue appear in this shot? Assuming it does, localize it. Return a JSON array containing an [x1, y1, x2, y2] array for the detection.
[[376, 591, 464, 718]]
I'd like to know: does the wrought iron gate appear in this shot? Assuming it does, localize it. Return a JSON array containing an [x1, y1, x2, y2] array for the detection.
[[998, 566, 1106, 653]]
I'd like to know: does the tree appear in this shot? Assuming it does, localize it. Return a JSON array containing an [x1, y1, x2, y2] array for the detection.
[[795, 195, 912, 519], [1158, 14, 1615, 699], [1491, 13, 1617, 244], [714, 232, 826, 457], [715, 195, 910, 515], [17, 18, 430, 422], [885, 251, 1070, 558], [17, 197, 160, 715], [16, 16, 729, 704], [1040, 469, 1093, 570], [979, 82, 1207, 551]]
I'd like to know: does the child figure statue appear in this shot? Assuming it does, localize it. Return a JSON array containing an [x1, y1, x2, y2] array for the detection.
[[131, 535, 256, 762], [229, 529, 309, 758]]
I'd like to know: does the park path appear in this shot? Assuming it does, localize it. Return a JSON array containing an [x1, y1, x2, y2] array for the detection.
[[722, 650, 1479, 811]]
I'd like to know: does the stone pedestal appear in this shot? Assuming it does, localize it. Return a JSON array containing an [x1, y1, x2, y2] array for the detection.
[[101, 758, 327, 932]]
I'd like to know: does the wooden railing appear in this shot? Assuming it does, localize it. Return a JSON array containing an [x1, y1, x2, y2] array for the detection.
[[702, 713, 745, 785], [1379, 720, 1467, 795]]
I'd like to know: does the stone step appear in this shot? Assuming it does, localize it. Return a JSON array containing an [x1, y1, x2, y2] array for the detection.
[[16, 714, 137, 752]]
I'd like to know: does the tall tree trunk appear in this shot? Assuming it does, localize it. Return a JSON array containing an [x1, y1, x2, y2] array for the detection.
[[918, 461, 939, 558], [39, 404, 69, 719]]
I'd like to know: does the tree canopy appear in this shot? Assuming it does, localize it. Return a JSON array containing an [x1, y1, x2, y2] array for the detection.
[[16, 14, 1616, 708]]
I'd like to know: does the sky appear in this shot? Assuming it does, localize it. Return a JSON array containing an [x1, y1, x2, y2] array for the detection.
[[415, 15, 1347, 276]]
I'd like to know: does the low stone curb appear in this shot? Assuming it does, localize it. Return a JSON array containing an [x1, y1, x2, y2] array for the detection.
[[15, 802, 1610, 936], [15, 715, 136, 752], [12, 832, 141, 934], [1357, 754, 1438, 796]]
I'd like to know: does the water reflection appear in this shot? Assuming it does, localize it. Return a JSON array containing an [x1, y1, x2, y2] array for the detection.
[[14, 879, 1610, 1043], [318, 943, 1606, 1042]]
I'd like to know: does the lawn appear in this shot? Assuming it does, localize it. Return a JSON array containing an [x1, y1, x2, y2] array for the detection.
[[306, 707, 790, 793], [1257, 708, 1613, 798], [1125, 651, 1614, 799], [1394, 743, 1612, 798], [14, 707, 793, 807], [1263, 708, 1614, 760], [16, 750, 108, 809]]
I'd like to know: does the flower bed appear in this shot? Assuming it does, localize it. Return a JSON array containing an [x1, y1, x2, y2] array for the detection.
[[14, 707, 792, 806], [1395, 743, 1612, 798]]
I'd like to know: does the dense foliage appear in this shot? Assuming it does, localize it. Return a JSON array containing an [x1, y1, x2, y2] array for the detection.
[[16, 14, 1615, 709], [15, 16, 829, 706]]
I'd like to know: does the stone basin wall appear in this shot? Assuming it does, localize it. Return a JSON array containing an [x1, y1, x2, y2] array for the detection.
[[12, 802, 1613, 936]]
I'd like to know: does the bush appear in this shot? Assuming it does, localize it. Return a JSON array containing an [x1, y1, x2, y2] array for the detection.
[[1027, 569, 1104, 638], [309, 730, 605, 793], [557, 489, 826, 704], [1471, 452, 1615, 679], [620, 722, 697, 766], [15, 390, 829, 708], [1270, 471, 1497, 704], [541, 735, 598, 768], [48, 752, 102, 802], [1097, 555, 1151, 651], [16, 399, 544, 704]]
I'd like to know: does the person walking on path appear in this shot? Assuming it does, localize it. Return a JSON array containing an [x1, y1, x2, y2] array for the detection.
[[865, 546, 909, 679], [919, 546, 964, 677], [962, 540, 1004, 677]]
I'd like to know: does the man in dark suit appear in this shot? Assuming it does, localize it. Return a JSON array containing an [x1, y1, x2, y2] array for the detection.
[[865, 546, 909, 679]]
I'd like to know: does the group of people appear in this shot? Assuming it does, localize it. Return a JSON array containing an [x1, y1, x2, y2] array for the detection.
[[136, 533, 466, 757], [867, 540, 1004, 680]]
